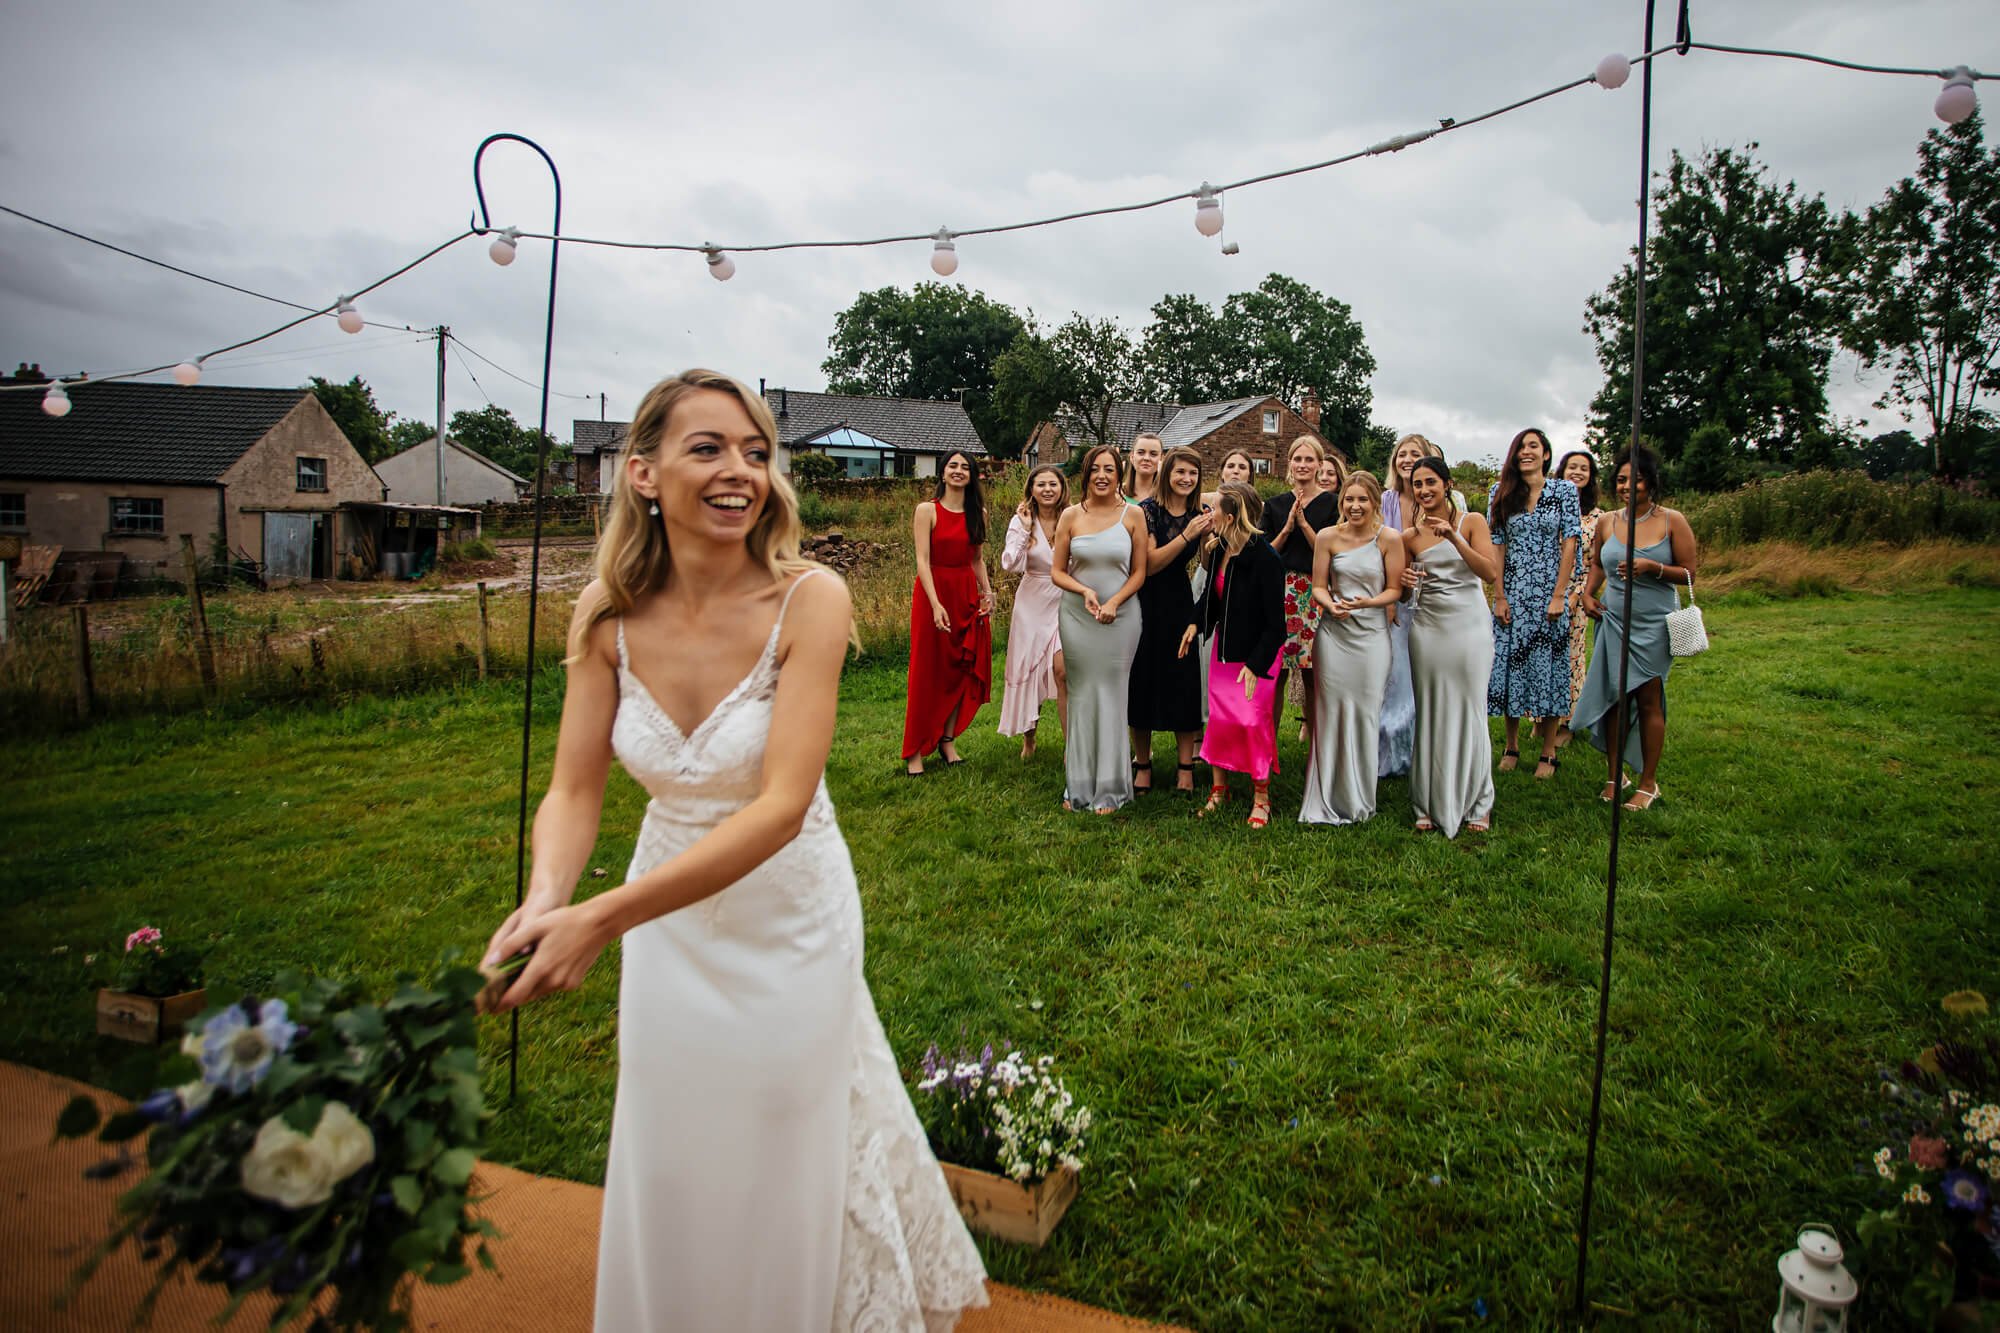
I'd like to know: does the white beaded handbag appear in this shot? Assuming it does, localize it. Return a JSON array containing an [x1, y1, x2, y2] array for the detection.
[[1665, 570, 1709, 657]]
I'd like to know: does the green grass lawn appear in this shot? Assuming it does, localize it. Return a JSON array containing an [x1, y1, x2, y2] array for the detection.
[[3, 588, 1996, 1328]]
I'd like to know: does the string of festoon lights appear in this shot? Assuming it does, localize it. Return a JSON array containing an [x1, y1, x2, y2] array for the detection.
[[12, 37, 1987, 420]]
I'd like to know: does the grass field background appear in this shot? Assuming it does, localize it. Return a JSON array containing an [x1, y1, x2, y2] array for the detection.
[[2, 585, 1996, 1327]]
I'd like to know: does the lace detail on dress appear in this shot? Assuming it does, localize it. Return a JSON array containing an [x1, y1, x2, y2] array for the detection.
[[835, 1001, 990, 1333]]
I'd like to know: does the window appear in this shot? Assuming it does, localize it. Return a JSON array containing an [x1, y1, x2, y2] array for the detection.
[[0, 493, 23, 529], [1252, 458, 1271, 475], [1262, 410, 1280, 435], [297, 457, 328, 492], [110, 497, 164, 534]]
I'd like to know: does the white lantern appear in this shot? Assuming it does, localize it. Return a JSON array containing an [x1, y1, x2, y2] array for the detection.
[[488, 227, 520, 266], [1595, 54, 1632, 90], [335, 299, 364, 334], [1193, 184, 1223, 237], [1772, 1228, 1856, 1333], [930, 229, 958, 277], [173, 360, 201, 386], [704, 246, 735, 282], [1935, 67, 1977, 126], [41, 383, 72, 417]]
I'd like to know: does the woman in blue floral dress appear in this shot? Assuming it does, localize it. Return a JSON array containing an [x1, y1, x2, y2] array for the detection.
[[1485, 428, 1581, 780]]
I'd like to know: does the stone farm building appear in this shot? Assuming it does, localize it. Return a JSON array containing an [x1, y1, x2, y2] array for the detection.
[[570, 386, 987, 490], [0, 378, 479, 588], [1028, 391, 1340, 476]]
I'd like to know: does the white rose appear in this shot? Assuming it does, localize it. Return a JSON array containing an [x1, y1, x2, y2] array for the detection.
[[242, 1117, 336, 1208], [313, 1102, 375, 1183], [178, 1080, 213, 1114], [180, 1032, 205, 1059]]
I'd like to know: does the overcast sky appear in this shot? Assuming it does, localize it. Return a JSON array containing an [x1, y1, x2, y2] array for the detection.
[[0, 0, 1987, 463]]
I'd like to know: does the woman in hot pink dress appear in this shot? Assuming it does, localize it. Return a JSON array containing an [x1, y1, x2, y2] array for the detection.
[[1181, 481, 1287, 828]]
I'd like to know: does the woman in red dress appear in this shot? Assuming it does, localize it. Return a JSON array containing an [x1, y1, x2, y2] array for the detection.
[[904, 450, 994, 774]]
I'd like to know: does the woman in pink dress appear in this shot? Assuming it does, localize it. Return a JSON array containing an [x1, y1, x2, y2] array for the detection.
[[1180, 481, 1287, 828], [998, 465, 1069, 758]]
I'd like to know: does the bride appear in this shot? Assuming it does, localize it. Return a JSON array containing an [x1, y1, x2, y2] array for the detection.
[[481, 369, 988, 1331]]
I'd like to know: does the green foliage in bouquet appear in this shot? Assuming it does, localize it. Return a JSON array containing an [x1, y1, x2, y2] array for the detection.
[[1852, 990, 2000, 1324], [109, 926, 204, 999], [914, 1042, 1092, 1183], [55, 959, 503, 1331]]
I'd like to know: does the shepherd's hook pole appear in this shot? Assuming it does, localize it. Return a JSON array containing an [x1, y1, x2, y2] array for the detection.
[[471, 132, 562, 1104]]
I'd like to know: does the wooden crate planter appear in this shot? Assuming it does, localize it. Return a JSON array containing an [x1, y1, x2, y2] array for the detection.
[[97, 988, 206, 1044], [938, 1162, 1078, 1247]]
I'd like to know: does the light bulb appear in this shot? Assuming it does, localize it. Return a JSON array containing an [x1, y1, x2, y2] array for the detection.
[[488, 227, 520, 266], [705, 246, 735, 282], [1194, 185, 1223, 237], [1936, 68, 1977, 125], [42, 384, 71, 417], [173, 360, 201, 386], [336, 299, 364, 334], [1595, 54, 1631, 90], [930, 229, 958, 277]]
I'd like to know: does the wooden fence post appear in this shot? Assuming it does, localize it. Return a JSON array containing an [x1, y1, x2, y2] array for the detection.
[[71, 604, 94, 719], [179, 535, 217, 694], [476, 582, 490, 680]]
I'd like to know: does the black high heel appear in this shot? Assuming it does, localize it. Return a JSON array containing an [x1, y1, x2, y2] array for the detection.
[[1175, 762, 1197, 797], [1131, 759, 1152, 794], [936, 739, 966, 767]]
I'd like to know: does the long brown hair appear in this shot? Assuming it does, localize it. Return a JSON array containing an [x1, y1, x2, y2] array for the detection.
[[569, 369, 815, 662], [1159, 446, 1204, 514], [1076, 443, 1124, 504], [1390, 433, 1438, 506], [1491, 427, 1553, 527], [932, 450, 986, 545], [1122, 432, 1164, 497]]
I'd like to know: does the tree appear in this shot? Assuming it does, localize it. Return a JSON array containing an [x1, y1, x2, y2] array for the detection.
[[1137, 293, 1230, 403], [1130, 276, 1377, 454], [1583, 145, 1853, 484], [1847, 110, 2000, 477], [308, 376, 393, 463], [1220, 275, 1376, 452], [1351, 423, 1398, 475], [991, 315, 1141, 460], [447, 405, 562, 480], [386, 419, 433, 454], [821, 283, 1027, 454]]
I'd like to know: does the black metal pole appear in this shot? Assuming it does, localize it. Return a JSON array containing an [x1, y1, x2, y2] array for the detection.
[[1574, 0, 1668, 1318], [471, 133, 562, 1103]]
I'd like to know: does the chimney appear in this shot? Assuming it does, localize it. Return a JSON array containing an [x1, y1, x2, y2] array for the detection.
[[759, 377, 766, 399], [1300, 389, 1321, 429], [779, 388, 789, 418]]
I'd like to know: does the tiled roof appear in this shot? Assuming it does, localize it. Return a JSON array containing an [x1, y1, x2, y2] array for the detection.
[[0, 382, 313, 484], [1048, 400, 1181, 450], [1157, 398, 1268, 450], [764, 388, 986, 455], [572, 419, 627, 456], [381, 436, 529, 484]]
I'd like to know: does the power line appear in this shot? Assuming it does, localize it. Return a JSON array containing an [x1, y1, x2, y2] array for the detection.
[[449, 334, 595, 401]]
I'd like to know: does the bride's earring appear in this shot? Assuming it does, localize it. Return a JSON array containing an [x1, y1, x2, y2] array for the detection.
[[647, 501, 659, 516]]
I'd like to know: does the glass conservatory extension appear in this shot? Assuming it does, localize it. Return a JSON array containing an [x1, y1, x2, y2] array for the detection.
[[796, 426, 917, 478]]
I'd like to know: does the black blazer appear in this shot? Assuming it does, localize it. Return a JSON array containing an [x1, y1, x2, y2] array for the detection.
[[1193, 535, 1286, 679]]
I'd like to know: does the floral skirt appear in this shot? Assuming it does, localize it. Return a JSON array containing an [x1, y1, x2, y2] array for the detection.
[[1280, 572, 1320, 671]]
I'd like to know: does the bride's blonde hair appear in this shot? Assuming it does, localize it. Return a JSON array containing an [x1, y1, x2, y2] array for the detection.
[[569, 369, 817, 661]]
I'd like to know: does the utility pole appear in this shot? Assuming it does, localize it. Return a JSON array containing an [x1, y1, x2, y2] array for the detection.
[[599, 391, 606, 422], [435, 325, 450, 506]]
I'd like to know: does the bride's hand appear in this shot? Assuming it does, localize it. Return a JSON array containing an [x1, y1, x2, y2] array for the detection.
[[480, 901, 616, 1016]]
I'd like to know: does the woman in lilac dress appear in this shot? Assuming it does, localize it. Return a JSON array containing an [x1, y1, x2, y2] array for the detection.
[[1181, 481, 1286, 828]]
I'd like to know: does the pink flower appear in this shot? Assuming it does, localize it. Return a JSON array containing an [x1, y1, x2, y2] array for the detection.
[[1910, 1135, 1949, 1170], [125, 926, 163, 952]]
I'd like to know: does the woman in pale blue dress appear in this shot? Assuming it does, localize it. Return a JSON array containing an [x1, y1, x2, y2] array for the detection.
[[1572, 444, 1698, 811], [1051, 444, 1147, 813], [1301, 471, 1406, 825]]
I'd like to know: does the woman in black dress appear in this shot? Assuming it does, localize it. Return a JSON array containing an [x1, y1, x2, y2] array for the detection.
[[1261, 436, 1340, 741], [1128, 447, 1212, 795]]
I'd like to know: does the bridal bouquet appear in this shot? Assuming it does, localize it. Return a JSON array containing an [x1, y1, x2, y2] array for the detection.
[[56, 960, 499, 1331], [1852, 990, 2000, 1320], [914, 1043, 1092, 1183]]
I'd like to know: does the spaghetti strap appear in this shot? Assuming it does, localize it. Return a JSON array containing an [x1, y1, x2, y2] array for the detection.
[[616, 619, 630, 671], [773, 567, 828, 640]]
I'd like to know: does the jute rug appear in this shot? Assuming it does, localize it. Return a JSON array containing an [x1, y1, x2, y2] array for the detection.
[[0, 1061, 1179, 1331]]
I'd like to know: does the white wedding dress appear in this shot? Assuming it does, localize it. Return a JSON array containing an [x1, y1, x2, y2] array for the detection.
[[596, 570, 989, 1331]]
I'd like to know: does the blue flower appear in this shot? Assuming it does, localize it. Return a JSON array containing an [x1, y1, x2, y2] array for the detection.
[[137, 1089, 180, 1122], [1941, 1169, 1989, 1213], [199, 999, 298, 1094]]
